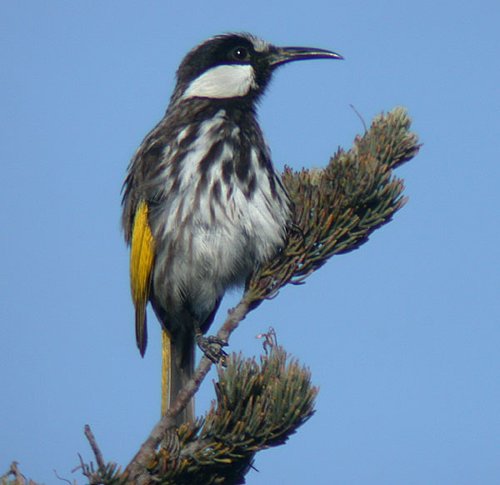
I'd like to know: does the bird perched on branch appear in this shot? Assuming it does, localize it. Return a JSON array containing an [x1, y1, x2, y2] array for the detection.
[[122, 32, 342, 425]]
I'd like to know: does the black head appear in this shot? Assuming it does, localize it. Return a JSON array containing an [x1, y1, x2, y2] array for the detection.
[[170, 33, 343, 105]]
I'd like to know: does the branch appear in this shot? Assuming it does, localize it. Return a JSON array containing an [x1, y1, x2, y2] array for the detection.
[[124, 294, 257, 483], [248, 106, 420, 300], [0, 462, 40, 485], [84, 425, 106, 472], [133, 343, 317, 484]]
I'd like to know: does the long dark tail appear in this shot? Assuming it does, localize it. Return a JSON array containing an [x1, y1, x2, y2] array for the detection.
[[162, 329, 195, 426]]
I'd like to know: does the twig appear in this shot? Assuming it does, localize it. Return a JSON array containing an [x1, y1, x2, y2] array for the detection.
[[124, 293, 255, 483], [349, 103, 367, 132], [1, 462, 30, 485], [74, 453, 92, 479], [53, 469, 73, 484], [84, 424, 106, 471], [256, 326, 278, 354]]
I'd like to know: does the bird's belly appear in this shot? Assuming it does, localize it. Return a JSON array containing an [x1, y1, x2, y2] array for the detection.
[[152, 187, 287, 323]]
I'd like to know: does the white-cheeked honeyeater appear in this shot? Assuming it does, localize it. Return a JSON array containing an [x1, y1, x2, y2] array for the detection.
[[122, 33, 342, 425]]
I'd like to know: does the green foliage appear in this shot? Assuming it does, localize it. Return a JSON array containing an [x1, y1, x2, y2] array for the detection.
[[82, 462, 127, 485], [148, 346, 316, 484], [249, 107, 420, 300]]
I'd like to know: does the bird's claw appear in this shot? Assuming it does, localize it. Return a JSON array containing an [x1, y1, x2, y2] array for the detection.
[[196, 334, 228, 365]]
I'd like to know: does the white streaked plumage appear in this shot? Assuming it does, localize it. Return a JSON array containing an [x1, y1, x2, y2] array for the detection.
[[152, 111, 289, 319]]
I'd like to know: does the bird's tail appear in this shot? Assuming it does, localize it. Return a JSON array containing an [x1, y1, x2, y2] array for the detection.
[[161, 329, 195, 425]]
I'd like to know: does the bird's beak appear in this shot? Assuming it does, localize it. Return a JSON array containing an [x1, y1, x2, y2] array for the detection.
[[269, 46, 343, 67]]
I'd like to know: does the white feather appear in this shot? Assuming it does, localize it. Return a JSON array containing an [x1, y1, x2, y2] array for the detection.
[[182, 64, 257, 99], [154, 110, 289, 319]]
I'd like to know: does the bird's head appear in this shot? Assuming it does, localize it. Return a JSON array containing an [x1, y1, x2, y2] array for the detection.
[[170, 33, 343, 106]]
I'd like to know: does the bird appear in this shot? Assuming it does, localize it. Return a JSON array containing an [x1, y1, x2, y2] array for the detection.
[[122, 32, 342, 425]]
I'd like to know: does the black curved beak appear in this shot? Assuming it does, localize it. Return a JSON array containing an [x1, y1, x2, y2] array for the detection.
[[269, 46, 344, 67]]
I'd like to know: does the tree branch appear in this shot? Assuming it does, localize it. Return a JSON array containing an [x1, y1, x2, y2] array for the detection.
[[124, 294, 256, 483], [84, 425, 106, 472]]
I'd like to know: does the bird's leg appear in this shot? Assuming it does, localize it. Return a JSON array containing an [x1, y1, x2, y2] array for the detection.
[[195, 329, 228, 365]]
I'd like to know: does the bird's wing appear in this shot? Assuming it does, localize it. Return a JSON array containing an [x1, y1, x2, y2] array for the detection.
[[130, 200, 155, 356]]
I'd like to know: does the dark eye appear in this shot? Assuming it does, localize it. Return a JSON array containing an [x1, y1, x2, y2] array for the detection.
[[231, 46, 250, 61]]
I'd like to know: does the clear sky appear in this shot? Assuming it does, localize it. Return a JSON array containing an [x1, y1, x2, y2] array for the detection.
[[1, 1, 499, 484]]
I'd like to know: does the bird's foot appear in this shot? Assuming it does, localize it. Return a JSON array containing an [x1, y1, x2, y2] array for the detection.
[[196, 334, 228, 365]]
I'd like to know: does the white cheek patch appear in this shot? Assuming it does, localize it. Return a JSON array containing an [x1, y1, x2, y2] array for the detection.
[[182, 64, 257, 100]]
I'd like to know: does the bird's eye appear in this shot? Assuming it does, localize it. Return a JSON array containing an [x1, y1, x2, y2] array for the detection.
[[231, 46, 250, 61]]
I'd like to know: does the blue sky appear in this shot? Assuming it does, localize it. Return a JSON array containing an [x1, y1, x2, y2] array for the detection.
[[1, 1, 499, 484]]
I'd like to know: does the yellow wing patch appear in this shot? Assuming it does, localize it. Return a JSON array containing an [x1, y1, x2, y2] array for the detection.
[[130, 200, 155, 356]]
